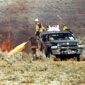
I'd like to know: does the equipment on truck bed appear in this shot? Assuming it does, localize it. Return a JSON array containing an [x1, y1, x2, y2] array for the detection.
[[47, 25, 60, 32]]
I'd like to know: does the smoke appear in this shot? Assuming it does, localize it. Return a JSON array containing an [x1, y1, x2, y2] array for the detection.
[[0, 0, 84, 45]]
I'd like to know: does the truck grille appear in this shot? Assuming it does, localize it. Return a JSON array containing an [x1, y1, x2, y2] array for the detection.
[[60, 45, 77, 47], [59, 42, 78, 47]]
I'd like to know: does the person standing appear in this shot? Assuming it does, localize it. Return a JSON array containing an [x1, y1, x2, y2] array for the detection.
[[63, 25, 74, 36], [35, 19, 46, 37]]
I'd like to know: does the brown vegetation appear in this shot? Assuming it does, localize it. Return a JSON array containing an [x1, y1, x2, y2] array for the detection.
[[0, 52, 85, 85]]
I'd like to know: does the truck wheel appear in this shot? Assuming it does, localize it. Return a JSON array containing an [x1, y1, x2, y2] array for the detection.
[[53, 55, 61, 61], [76, 55, 80, 61], [44, 48, 51, 58], [43, 49, 51, 57], [45, 51, 50, 57]]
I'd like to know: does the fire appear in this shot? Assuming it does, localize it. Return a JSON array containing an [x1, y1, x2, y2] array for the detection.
[[0, 32, 11, 52], [0, 32, 28, 57], [0, 33, 2, 50], [6, 32, 11, 51]]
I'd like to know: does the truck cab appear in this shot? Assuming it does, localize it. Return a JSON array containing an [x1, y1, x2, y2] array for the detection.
[[39, 31, 83, 61]]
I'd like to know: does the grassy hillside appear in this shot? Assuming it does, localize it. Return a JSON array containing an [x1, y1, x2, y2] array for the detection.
[[0, 0, 85, 44]]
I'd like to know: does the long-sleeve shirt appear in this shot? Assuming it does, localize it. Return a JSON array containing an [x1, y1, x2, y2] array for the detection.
[[35, 24, 45, 33]]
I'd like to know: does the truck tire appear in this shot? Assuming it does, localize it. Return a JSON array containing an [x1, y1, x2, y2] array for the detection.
[[76, 55, 80, 61], [42, 47, 51, 58]]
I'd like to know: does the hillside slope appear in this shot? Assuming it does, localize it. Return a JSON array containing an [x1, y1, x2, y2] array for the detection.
[[0, 0, 85, 44]]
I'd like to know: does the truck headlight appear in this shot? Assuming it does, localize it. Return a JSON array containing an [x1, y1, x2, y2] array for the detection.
[[78, 44, 83, 48], [51, 46, 58, 49]]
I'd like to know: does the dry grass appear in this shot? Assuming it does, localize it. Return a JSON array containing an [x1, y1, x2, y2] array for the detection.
[[0, 52, 84, 85]]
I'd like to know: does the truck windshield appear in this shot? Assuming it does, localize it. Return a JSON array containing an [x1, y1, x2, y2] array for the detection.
[[48, 33, 74, 41]]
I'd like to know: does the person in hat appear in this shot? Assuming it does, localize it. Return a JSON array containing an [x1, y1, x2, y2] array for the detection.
[[35, 19, 46, 37], [63, 25, 74, 36]]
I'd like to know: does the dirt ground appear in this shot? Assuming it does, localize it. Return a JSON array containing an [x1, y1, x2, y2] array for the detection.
[[0, 52, 85, 85]]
